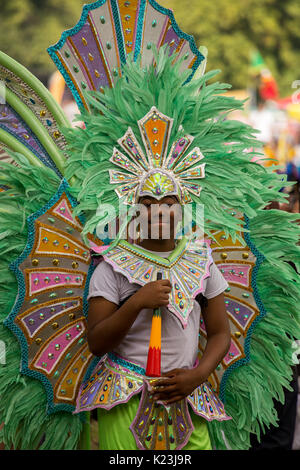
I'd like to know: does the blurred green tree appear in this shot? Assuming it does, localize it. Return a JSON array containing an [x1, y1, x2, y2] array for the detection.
[[161, 0, 300, 96], [0, 0, 299, 96], [0, 0, 86, 84]]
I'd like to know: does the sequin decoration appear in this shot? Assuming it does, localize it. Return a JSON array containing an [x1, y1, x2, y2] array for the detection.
[[109, 107, 206, 205], [198, 225, 260, 397], [4, 182, 96, 414], [102, 237, 211, 327]]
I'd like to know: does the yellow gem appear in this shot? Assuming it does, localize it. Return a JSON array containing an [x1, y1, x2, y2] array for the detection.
[[234, 331, 241, 338], [52, 322, 59, 329], [53, 259, 59, 266], [53, 131, 60, 139], [221, 253, 228, 260], [88, 53, 94, 61], [69, 313, 75, 320], [35, 338, 42, 345], [40, 110, 46, 117], [32, 259, 39, 266], [242, 252, 249, 259], [82, 37, 87, 46], [72, 261, 79, 269]]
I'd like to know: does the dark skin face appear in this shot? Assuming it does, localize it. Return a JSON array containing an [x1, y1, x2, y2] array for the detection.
[[135, 195, 181, 252]]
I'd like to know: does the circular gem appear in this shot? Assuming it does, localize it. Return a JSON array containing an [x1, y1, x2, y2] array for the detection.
[[35, 338, 42, 345], [32, 259, 39, 266], [53, 259, 59, 266], [100, 15, 105, 24], [72, 262, 79, 269], [152, 19, 157, 27]]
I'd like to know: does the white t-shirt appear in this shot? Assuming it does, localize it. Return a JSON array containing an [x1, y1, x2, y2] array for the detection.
[[88, 248, 228, 373]]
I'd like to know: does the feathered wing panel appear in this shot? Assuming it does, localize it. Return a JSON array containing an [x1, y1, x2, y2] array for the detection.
[[0, 52, 70, 177], [47, 0, 205, 110], [199, 216, 262, 399], [4, 180, 98, 414], [198, 212, 300, 450]]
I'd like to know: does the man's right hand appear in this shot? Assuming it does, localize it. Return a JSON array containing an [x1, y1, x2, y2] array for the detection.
[[133, 279, 172, 310]]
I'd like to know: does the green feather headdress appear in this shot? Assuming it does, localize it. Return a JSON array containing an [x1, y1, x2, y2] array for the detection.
[[62, 46, 293, 246]]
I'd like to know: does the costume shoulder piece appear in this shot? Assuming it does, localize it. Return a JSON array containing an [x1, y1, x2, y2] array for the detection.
[[99, 236, 212, 328]]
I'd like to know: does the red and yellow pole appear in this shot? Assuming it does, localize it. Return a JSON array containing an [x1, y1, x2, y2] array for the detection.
[[146, 272, 162, 377]]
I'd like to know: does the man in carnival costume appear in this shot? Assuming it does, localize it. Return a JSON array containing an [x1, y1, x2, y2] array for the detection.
[[0, 0, 299, 450]]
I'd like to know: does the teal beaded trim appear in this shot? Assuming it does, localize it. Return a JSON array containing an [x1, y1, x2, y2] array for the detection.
[[134, 0, 147, 61], [111, 0, 126, 65], [219, 214, 267, 402], [0, 122, 62, 178], [48, 0, 205, 109], [4, 179, 84, 415], [108, 351, 146, 376], [147, 0, 205, 83], [47, 0, 108, 110]]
